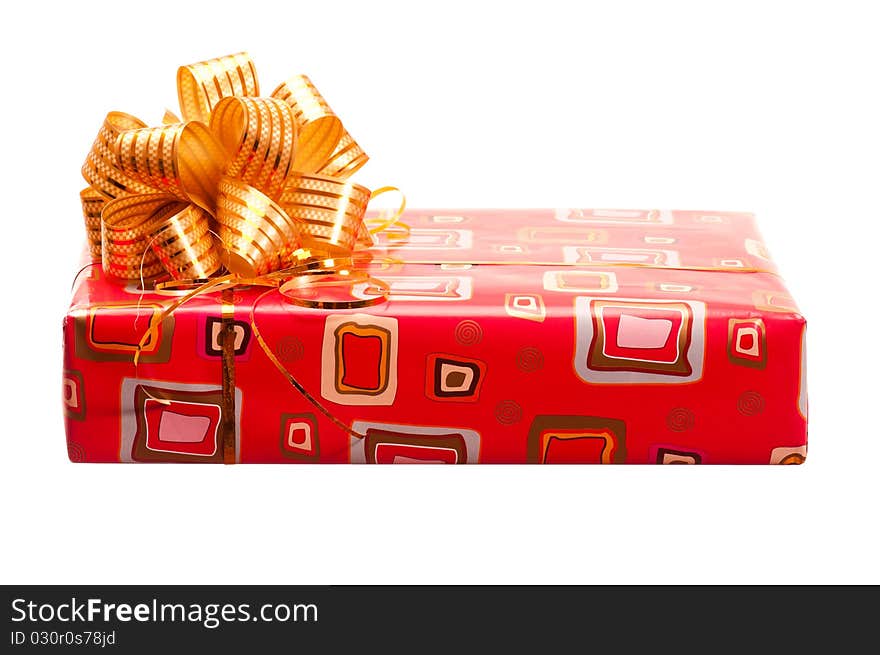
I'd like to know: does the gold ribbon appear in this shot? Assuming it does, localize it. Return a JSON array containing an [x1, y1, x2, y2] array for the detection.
[[81, 52, 401, 288]]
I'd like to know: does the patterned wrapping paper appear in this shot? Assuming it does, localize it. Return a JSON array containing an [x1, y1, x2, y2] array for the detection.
[[62, 208, 807, 464]]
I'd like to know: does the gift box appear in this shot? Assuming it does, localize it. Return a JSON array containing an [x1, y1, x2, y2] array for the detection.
[[62, 207, 808, 464], [64, 53, 806, 464]]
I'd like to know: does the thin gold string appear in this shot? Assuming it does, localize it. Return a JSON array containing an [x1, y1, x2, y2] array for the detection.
[[249, 287, 371, 441], [365, 186, 407, 234]]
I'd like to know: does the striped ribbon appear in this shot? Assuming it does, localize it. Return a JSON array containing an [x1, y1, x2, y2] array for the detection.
[[81, 52, 402, 288]]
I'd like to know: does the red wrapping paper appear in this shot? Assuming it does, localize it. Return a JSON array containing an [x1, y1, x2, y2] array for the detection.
[[62, 208, 807, 464]]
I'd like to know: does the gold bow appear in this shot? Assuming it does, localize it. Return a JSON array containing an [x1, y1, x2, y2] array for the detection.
[[81, 52, 403, 284]]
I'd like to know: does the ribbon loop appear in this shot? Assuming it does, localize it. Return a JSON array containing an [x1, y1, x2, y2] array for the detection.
[[82, 112, 154, 200], [272, 75, 345, 174], [149, 203, 221, 280], [177, 52, 259, 123], [101, 194, 180, 279], [114, 122, 229, 215], [80, 187, 105, 260], [318, 131, 369, 180], [209, 96, 297, 199], [215, 176, 304, 277], [279, 173, 372, 255], [272, 74, 368, 179]]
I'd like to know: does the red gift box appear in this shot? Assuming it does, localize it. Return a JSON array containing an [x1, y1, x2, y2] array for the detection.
[[62, 208, 807, 464]]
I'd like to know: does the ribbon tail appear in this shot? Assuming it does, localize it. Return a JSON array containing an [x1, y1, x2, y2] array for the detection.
[[249, 288, 368, 443], [134, 274, 236, 367], [365, 186, 407, 235], [219, 287, 237, 464]]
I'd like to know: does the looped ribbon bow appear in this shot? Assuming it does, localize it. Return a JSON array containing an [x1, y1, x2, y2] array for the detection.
[[79, 53, 411, 451], [80, 52, 405, 293]]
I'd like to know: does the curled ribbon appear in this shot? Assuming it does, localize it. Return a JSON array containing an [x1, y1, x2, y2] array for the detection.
[[81, 52, 403, 288]]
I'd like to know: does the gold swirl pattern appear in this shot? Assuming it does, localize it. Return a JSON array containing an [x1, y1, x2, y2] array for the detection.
[[737, 390, 765, 416], [276, 335, 305, 362], [454, 320, 483, 346], [516, 346, 544, 372], [495, 400, 523, 425], [67, 442, 87, 463], [666, 407, 695, 432]]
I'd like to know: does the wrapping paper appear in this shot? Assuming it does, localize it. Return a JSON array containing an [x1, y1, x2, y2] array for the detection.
[[62, 208, 807, 464]]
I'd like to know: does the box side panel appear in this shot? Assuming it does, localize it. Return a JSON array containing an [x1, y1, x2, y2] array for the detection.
[[63, 210, 806, 464], [230, 263, 807, 464]]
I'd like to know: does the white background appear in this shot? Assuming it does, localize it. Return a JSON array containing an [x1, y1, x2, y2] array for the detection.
[[0, 0, 877, 584]]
